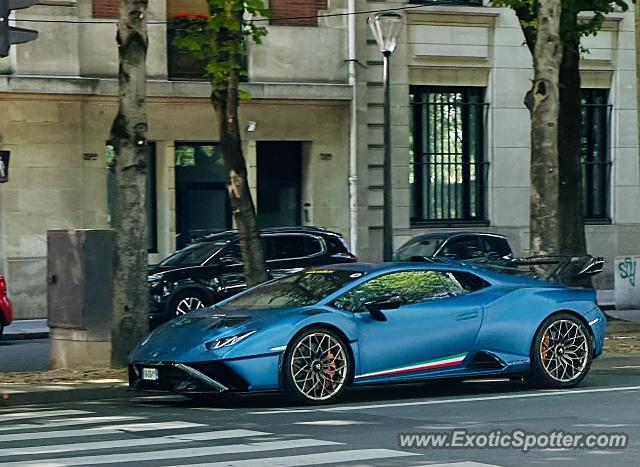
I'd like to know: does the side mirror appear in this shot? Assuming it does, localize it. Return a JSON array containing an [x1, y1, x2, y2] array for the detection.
[[364, 295, 402, 321]]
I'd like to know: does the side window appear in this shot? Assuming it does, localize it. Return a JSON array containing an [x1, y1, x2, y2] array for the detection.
[[325, 236, 350, 255], [441, 236, 483, 259], [481, 236, 512, 258], [270, 235, 308, 260], [333, 270, 450, 312], [219, 242, 242, 264], [449, 271, 490, 292], [305, 235, 323, 256]]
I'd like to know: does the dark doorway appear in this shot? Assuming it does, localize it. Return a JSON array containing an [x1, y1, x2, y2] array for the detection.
[[257, 142, 302, 228], [175, 142, 231, 249]]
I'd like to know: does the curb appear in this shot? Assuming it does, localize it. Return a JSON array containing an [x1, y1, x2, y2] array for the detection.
[[1, 331, 49, 341], [0, 384, 135, 407]]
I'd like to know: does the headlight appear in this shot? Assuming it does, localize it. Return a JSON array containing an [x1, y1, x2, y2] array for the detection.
[[148, 274, 163, 287], [205, 330, 256, 350]]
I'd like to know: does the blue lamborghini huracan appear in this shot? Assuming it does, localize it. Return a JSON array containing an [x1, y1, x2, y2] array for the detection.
[[129, 261, 606, 404]]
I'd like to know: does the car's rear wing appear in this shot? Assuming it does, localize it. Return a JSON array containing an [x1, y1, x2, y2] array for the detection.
[[457, 255, 605, 288]]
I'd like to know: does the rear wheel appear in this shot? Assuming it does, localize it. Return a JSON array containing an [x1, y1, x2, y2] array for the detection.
[[170, 290, 208, 317], [529, 313, 592, 388], [284, 329, 351, 404]]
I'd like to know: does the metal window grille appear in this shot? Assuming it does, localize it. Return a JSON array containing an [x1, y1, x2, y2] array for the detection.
[[410, 87, 489, 223], [581, 89, 611, 222]]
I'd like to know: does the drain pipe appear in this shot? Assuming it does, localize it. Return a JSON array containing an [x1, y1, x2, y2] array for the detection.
[[347, 0, 358, 255]]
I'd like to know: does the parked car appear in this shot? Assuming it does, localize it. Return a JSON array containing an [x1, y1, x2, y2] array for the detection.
[[130, 261, 605, 404], [147, 227, 357, 328], [0, 273, 13, 339], [393, 232, 513, 262]]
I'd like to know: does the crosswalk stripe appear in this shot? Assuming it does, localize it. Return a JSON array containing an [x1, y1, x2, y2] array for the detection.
[[0, 416, 143, 432], [171, 448, 420, 466], [411, 463, 502, 467], [0, 438, 341, 467], [0, 410, 90, 421], [0, 421, 206, 442], [0, 429, 270, 457]]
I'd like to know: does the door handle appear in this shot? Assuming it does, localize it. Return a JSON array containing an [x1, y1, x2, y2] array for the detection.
[[456, 311, 479, 321]]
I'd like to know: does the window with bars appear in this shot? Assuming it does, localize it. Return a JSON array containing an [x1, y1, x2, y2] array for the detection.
[[581, 89, 611, 222], [410, 87, 489, 224]]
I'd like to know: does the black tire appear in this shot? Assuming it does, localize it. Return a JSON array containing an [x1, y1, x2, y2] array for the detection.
[[529, 313, 593, 389], [170, 290, 209, 318], [284, 328, 352, 405], [0, 322, 3, 340]]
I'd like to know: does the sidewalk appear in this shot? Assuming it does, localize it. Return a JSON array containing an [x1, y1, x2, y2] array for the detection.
[[2, 319, 49, 340]]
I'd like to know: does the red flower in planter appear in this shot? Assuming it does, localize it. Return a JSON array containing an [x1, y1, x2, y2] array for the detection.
[[174, 13, 189, 19], [195, 14, 209, 20]]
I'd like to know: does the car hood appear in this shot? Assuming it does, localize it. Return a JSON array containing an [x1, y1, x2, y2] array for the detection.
[[129, 306, 306, 362]]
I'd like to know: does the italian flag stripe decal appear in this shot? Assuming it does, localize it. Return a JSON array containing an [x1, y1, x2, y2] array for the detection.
[[355, 353, 468, 379]]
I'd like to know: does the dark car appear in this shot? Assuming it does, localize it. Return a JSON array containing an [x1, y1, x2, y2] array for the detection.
[[148, 226, 356, 328], [0, 273, 13, 339], [393, 232, 513, 262]]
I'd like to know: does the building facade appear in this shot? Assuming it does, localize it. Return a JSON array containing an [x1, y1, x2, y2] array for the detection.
[[0, 0, 638, 319], [353, 0, 639, 290]]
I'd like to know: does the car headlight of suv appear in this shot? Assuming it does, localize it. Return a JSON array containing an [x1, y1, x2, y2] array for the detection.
[[205, 330, 256, 350], [148, 274, 163, 288]]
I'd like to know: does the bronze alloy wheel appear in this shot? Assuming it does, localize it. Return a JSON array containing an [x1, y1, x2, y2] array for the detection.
[[285, 329, 350, 403], [530, 313, 592, 388]]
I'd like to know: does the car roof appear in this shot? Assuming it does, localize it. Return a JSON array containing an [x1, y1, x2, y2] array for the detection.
[[318, 262, 558, 288], [408, 232, 508, 241], [195, 226, 341, 243]]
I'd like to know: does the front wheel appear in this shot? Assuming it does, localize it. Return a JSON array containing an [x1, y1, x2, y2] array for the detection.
[[529, 313, 593, 388], [284, 329, 351, 404]]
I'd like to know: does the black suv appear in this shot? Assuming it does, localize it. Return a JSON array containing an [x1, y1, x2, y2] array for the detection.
[[393, 232, 513, 262], [148, 227, 356, 328]]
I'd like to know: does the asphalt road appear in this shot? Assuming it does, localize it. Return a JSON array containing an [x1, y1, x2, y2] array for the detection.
[[0, 338, 50, 372], [0, 354, 639, 466]]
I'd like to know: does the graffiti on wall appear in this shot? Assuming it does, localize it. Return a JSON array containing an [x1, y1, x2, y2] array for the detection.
[[618, 257, 637, 288]]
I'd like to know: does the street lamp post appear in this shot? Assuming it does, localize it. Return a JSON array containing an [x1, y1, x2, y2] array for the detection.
[[367, 12, 402, 262]]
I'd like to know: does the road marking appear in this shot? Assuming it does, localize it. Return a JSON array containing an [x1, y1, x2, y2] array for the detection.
[[249, 385, 640, 415], [0, 416, 142, 432], [0, 421, 206, 442], [412, 463, 502, 467], [294, 420, 371, 426], [0, 429, 270, 457], [171, 448, 419, 466], [0, 410, 90, 421], [611, 365, 640, 369], [574, 423, 631, 428], [0, 438, 341, 466]]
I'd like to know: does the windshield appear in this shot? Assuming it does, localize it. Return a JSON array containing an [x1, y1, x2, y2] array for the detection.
[[159, 240, 229, 267], [393, 236, 445, 261], [218, 269, 365, 311]]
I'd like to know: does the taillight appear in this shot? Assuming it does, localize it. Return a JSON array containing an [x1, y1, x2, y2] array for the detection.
[[0, 274, 6, 295]]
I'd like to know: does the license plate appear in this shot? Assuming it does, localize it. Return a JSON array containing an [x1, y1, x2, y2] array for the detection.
[[142, 367, 159, 381]]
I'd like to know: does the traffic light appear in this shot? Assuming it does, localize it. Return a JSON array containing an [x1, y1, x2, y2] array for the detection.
[[0, 0, 39, 58], [0, 151, 9, 183]]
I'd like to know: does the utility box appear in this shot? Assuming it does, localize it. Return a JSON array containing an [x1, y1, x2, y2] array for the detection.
[[614, 256, 640, 310], [47, 229, 114, 369]]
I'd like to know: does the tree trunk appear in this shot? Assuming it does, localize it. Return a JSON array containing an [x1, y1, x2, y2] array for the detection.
[[211, 76, 268, 287], [558, 33, 587, 255], [208, 2, 268, 287], [529, 0, 563, 256], [109, 0, 149, 367]]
